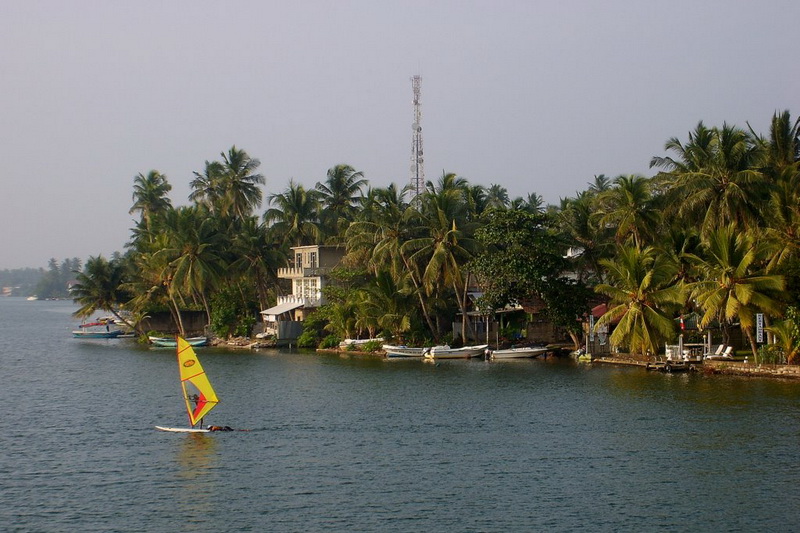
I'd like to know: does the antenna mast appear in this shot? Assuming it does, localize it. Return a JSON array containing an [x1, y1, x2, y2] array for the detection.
[[410, 75, 424, 198]]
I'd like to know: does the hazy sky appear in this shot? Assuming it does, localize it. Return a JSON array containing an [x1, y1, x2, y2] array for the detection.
[[1, 1, 797, 270]]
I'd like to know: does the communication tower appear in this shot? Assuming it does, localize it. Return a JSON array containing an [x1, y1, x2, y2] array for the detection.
[[410, 75, 424, 198]]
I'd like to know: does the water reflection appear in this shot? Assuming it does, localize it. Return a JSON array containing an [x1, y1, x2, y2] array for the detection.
[[175, 433, 219, 516]]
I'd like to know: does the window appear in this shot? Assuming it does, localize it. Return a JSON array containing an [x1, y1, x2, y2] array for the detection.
[[309, 251, 318, 269]]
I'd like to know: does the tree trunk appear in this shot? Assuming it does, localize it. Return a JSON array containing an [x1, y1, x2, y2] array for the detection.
[[568, 330, 581, 351], [168, 293, 186, 337], [744, 326, 758, 360], [402, 256, 437, 339]]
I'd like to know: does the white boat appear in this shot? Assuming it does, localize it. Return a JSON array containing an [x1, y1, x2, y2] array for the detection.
[[72, 319, 124, 338], [490, 346, 549, 359], [424, 344, 489, 359], [382, 344, 429, 357]]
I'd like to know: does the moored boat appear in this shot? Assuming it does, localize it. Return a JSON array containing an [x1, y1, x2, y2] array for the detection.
[[424, 344, 489, 359], [149, 336, 208, 348], [72, 319, 124, 338], [489, 346, 549, 359], [382, 344, 429, 357]]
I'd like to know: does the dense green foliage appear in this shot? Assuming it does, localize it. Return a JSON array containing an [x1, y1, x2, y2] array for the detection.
[[65, 111, 800, 359]]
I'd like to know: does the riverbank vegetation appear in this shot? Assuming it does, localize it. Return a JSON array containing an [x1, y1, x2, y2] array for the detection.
[[68, 112, 800, 362]]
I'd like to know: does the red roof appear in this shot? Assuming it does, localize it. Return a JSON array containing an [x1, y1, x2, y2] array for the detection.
[[591, 303, 607, 318]]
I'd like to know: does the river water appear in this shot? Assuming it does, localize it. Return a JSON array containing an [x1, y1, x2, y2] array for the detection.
[[1, 297, 798, 531]]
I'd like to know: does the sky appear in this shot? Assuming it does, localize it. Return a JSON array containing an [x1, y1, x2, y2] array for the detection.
[[1, 1, 798, 270]]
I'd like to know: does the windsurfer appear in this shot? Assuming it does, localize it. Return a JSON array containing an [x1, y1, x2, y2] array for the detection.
[[207, 425, 234, 432]]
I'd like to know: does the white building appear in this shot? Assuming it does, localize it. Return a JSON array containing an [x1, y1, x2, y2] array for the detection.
[[260, 245, 345, 341]]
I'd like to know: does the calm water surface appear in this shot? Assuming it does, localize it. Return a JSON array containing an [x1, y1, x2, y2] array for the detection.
[[1, 298, 798, 531]]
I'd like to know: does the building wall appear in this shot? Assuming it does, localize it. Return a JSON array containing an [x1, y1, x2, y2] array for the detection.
[[139, 311, 208, 336]]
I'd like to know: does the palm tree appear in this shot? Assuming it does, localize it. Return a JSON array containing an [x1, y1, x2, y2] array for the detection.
[[464, 184, 489, 219], [753, 110, 800, 178], [71, 256, 135, 330], [651, 122, 767, 236], [189, 147, 265, 221], [426, 171, 469, 198], [755, 111, 800, 271], [595, 174, 660, 249], [354, 270, 415, 340], [523, 192, 545, 214], [218, 146, 265, 220], [346, 184, 438, 335], [129, 170, 172, 238], [189, 160, 225, 213], [485, 184, 508, 210], [765, 318, 800, 364], [404, 186, 481, 340], [323, 300, 359, 340], [688, 225, 786, 357], [595, 246, 685, 358], [156, 206, 226, 328], [347, 184, 411, 278], [315, 164, 366, 238], [122, 240, 178, 332], [230, 216, 286, 312], [558, 191, 613, 284], [264, 180, 323, 246], [762, 173, 800, 270], [588, 174, 612, 194]]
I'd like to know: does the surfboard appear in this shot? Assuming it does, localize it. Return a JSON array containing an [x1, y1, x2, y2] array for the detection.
[[155, 425, 210, 433]]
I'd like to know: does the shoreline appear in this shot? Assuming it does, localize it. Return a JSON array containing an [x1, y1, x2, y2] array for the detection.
[[216, 340, 800, 381], [594, 356, 800, 380]]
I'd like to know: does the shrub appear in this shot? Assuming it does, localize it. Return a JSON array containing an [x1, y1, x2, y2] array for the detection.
[[297, 330, 318, 348], [757, 344, 786, 365], [320, 335, 342, 349], [362, 340, 383, 352]]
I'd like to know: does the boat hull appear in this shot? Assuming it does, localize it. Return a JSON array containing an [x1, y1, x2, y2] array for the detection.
[[425, 345, 488, 359], [490, 347, 548, 359], [382, 344, 428, 357], [149, 336, 208, 347], [72, 330, 124, 338]]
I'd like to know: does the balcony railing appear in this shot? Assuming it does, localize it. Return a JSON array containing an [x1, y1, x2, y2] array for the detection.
[[277, 267, 304, 279], [277, 266, 334, 279], [277, 294, 325, 307]]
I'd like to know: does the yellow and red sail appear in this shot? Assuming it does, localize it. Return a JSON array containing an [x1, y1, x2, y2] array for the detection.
[[176, 336, 218, 427]]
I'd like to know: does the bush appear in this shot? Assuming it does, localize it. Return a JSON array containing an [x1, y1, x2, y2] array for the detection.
[[758, 344, 786, 365], [297, 330, 318, 348], [361, 340, 383, 352], [320, 335, 342, 349]]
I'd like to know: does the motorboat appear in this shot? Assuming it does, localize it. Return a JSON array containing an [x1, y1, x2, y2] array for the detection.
[[424, 344, 489, 359], [382, 344, 429, 358], [72, 320, 124, 338], [489, 346, 549, 359]]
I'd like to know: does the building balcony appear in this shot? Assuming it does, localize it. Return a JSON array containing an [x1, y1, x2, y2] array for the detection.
[[277, 267, 304, 279], [277, 266, 334, 279], [277, 294, 325, 308]]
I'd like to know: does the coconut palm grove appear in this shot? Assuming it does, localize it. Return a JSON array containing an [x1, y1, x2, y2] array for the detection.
[[70, 111, 800, 363]]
